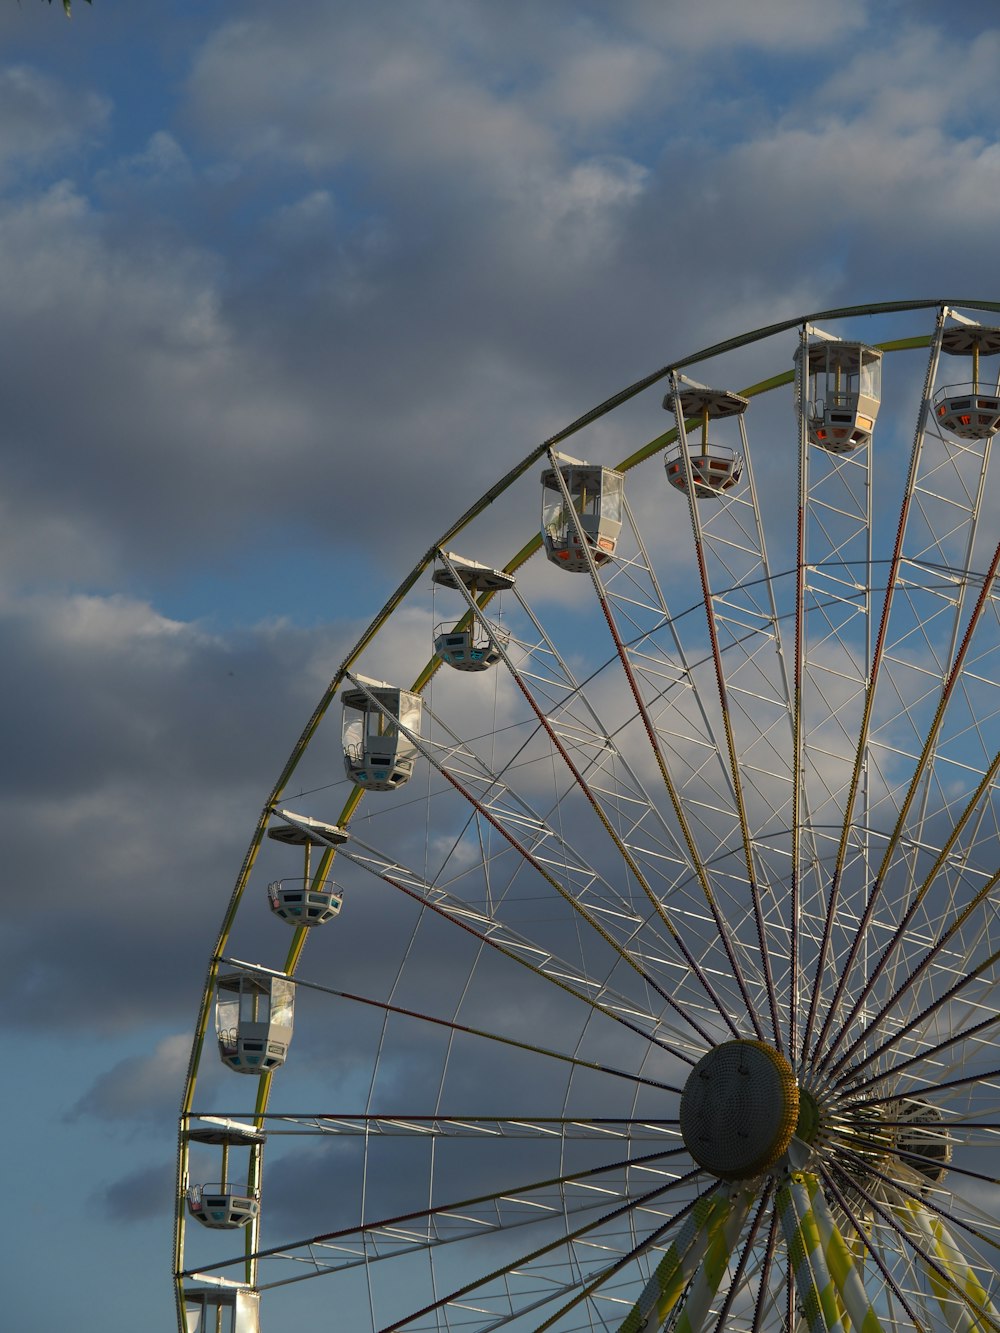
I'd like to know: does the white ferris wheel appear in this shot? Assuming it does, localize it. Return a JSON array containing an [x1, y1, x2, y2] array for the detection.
[[174, 300, 1000, 1333]]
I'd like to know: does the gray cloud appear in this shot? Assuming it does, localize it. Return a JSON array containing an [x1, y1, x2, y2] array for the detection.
[[70, 1033, 189, 1122], [0, 63, 108, 181], [97, 1158, 174, 1223]]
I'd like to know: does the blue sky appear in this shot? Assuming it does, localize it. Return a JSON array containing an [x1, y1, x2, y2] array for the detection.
[[4, 2, 1000, 1330]]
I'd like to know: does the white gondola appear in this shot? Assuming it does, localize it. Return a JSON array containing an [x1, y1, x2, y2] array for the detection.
[[185, 1126, 264, 1232], [432, 553, 515, 671], [186, 1181, 259, 1230], [184, 1288, 261, 1333], [663, 383, 746, 498], [341, 677, 422, 791], [267, 878, 342, 925], [266, 809, 349, 926], [541, 456, 623, 572], [933, 324, 1000, 440], [797, 338, 882, 452], [216, 971, 294, 1074]]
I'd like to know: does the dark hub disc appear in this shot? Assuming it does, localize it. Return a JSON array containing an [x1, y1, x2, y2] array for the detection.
[[680, 1040, 799, 1180]]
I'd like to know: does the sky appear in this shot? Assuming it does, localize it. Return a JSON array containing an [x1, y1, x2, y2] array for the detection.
[[4, 2, 1000, 1331]]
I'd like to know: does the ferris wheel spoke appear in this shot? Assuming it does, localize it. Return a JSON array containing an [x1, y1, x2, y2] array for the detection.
[[505, 580, 716, 887], [436, 550, 744, 1046], [197, 1114, 682, 1145], [828, 1165, 1000, 1333], [588, 501, 740, 841], [543, 448, 768, 1045], [835, 1151, 1000, 1267], [793, 331, 877, 1068], [839, 1013, 1000, 1103], [898, 1202, 1000, 1333], [340, 830, 708, 1061], [805, 310, 948, 1067], [748, 1206, 780, 1333], [666, 377, 788, 1050], [535, 1178, 763, 1333], [591, 1181, 738, 1333], [904, 427, 996, 866], [832, 1141, 1000, 1274], [531, 1195, 717, 1333], [845, 1065, 1000, 1116], [665, 391, 801, 852], [821, 873, 1000, 1084], [891, 1149, 1000, 1196], [185, 1145, 694, 1287], [789, 328, 812, 1066], [818, 1167, 930, 1333], [804, 1169, 913, 1333], [699, 1181, 773, 1333], [342, 674, 712, 1048], [816, 490, 1000, 1071], [821, 747, 1000, 1060], [882, 366, 996, 687], [817, 535, 1000, 1077], [221, 957, 685, 1093], [374, 1169, 705, 1332]]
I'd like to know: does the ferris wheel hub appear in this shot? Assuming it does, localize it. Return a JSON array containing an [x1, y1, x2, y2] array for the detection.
[[680, 1040, 800, 1180]]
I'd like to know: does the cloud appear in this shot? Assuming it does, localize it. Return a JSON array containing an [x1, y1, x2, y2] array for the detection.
[[0, 63, 108, 182], [96, 1159, 174, 1223], [70, 1033, 190, 1121], [99, 128, 193, 188], [0, 590, 351, 1034], [625, 0, 868, 52], [0, 181, 322, 586], [186, 7, 552, 186], [540, 42, 666, 128]]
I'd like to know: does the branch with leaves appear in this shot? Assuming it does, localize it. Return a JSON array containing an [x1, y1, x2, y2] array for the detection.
[[44, 0, 92, 16]]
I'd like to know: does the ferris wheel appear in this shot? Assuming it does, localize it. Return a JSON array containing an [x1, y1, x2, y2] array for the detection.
[[174, 300, 1000, 1333]]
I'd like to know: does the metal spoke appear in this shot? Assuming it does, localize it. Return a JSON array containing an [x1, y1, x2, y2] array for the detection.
[[805, 308, 948, 1066], [376, 1169, 705, 1332], [543, 448, 766, 1044], [220, 957, 684, 1094]]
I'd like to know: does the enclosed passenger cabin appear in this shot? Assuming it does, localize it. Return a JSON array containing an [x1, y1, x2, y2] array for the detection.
[[185, 1126, 264, 1231], [541, 457, 624, 572], [342, 677, 422, 791], [266, 810, 349, 926], [184, 1288, 261, 1333], [933, 325, 1000, 440], [798, 339, 882, 452], [663, 383, 746, 498], [216, 971, 294, 1074], [893, 1098, 952, 1184], [432, 553, 515, 671]]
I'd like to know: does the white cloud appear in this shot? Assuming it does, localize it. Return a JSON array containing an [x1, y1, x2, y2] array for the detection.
[[102, 128, 192, 186], [0, 64, 108, 181], [539, 156, 650, 256], [537, 41, 666, 128], [818, 24, 1000, 132], [186, 11, 553, 189]]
